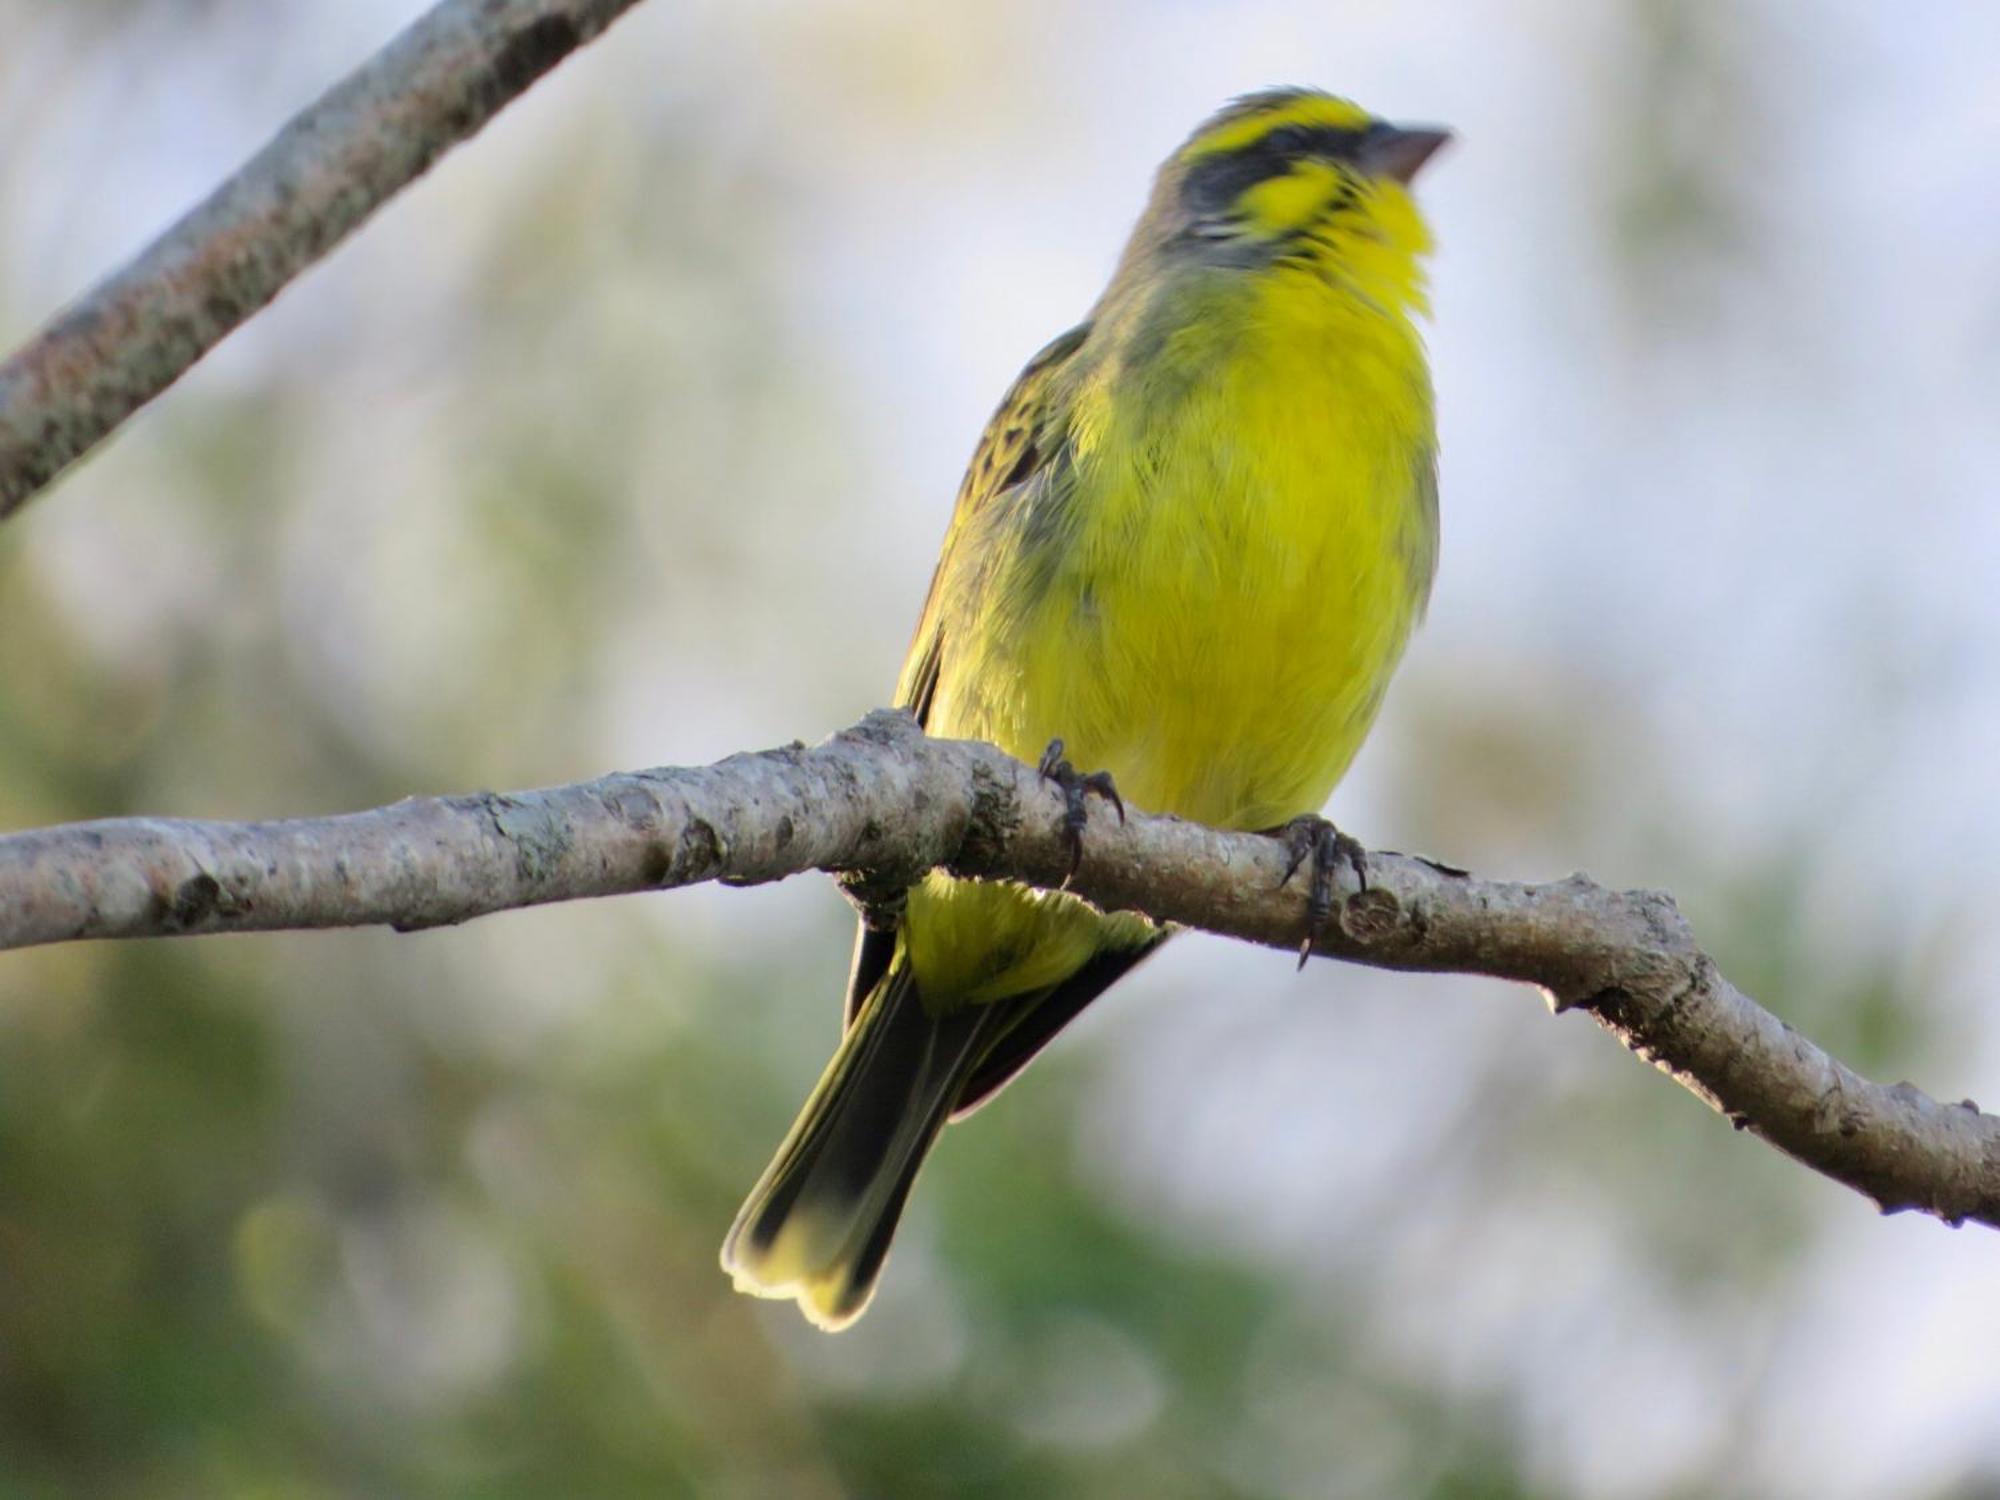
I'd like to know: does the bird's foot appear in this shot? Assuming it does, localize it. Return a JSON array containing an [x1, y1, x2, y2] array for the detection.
[[1038, 738, 1125, 885], [1267, 814, 1368, 970]]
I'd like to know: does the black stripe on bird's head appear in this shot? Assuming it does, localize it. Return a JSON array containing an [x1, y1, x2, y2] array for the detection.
[[1161, 89, 1449, 252]]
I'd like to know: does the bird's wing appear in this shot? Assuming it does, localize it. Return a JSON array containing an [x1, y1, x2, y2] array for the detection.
[[844, 322, 1092, 1029], [892, 321, 1092, 727]]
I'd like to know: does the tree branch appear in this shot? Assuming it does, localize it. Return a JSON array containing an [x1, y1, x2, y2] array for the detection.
[[2, 709, 1994, 1231], [0, 0, 649, 516]]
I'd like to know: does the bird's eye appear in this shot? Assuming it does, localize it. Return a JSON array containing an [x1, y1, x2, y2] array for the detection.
[[1264, 124, 1314, 157]]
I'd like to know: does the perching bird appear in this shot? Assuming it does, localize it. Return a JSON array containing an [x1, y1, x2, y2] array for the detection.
[[724, 89, 1447, 1330]]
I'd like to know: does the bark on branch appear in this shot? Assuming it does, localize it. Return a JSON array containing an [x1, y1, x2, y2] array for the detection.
[[0, 0, 649, 516], [1, 709, 1994, 1231]]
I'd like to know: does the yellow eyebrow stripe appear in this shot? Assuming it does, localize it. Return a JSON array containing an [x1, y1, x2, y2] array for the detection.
[[1181, 95, 1372, 159]]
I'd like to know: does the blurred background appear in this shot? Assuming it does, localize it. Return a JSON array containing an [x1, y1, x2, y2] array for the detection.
[[2, 0, 1999, 1494]]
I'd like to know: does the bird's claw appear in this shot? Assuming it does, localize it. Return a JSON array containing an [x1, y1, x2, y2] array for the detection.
[[1270, 814, 1368, 969], [1038, 738, 1124, 885]]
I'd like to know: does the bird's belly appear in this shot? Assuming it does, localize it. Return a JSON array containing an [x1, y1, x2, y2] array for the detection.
[[1087, 564, 1407, 829], [994, 413, 1426, 828], [1060, 516, 1414, 827]]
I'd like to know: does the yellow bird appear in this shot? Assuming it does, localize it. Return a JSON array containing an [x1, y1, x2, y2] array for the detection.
[[724, 89, 1448, 1329]]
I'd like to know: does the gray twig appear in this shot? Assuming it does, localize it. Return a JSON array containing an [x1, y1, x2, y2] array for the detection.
[[0, 0, 648, 515], [1, 708, 1994, 1232]]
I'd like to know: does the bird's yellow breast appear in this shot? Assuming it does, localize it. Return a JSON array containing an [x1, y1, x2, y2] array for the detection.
[[934, 268, 1435, 830]]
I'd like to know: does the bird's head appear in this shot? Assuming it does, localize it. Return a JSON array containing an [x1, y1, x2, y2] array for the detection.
[[1123, 89, 1449, 300]]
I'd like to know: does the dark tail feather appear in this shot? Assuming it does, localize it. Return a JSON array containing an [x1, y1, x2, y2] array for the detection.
[[950, 937, 1165, 1119], [721, 962, 999, 1331]]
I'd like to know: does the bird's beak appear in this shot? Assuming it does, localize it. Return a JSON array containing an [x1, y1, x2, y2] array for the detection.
[[1360, 124, 1452, 186]]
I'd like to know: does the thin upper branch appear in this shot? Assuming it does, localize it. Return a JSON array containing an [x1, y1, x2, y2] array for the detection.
[[1, 709, 1995, 1231], [0, 0, 649, 516]]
